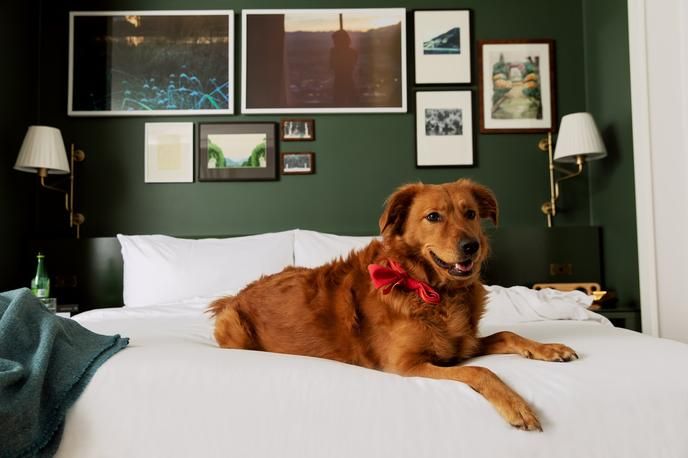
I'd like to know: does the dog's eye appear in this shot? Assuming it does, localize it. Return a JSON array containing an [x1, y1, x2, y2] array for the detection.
[[425, 212, 442, 222], [466, 210, 477, 220]]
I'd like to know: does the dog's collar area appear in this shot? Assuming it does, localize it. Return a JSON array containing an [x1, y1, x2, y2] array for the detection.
[[430, 250, 474, 277], [368, 260, 441, 305]]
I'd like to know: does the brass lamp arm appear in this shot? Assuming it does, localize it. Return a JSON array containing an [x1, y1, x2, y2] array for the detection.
[[39, 173, 69, 212]]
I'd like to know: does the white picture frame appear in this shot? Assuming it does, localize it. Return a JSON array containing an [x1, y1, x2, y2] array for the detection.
[[68, 10, 234, 116], [415, 90, 474, 167], [242, 8, 407, 114], [414, 10, 471, 84], [144, 122, 194, 183]]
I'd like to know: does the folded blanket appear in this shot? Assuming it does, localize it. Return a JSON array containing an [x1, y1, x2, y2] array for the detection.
[[0, 288, 128, 458], [482, 285, 611, 326]]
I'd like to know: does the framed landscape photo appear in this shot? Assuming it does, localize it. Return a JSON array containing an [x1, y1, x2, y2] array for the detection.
[[280, 119, 315, 141], [478, 39, 556, 133], [415, 90, 474, 167], [197, 123, 277, 181], [69, 10, 234, 116], [144, 122, 194, 183], [281, 152, 315, 175], [242, 8, 407, 114], [413, 10, 471, 84]]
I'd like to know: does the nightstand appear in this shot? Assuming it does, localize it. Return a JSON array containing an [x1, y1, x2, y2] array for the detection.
[[596, 308, 641, 332], [56, 303, 79, 318]]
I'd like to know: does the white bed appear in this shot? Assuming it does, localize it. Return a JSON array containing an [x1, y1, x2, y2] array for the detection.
[[57, 291, 688, 458], [54, 231, 688, 457]]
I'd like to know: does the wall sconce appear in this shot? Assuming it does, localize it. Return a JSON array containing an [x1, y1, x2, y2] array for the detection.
[[538, 112, 607, 227], [14, 125, 85, 238]]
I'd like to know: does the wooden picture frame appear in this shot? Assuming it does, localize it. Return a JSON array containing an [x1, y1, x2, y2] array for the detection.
[[69, 10, 234, 116], [242, 8, 407, 114], [413, 10, 471, 84], [281, 152, 315, 175], [197, 123, 277, 181], [415, 90, 474, 167], [280, 119, 315, 141], [478, 39, 556, 133]]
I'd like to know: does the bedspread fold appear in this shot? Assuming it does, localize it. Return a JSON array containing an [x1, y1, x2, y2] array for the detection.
[[0, 288, 128, 458]]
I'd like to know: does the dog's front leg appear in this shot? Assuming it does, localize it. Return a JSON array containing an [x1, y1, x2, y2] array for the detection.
[[479, 331, 578, 362], [400, 362, 542, 431]]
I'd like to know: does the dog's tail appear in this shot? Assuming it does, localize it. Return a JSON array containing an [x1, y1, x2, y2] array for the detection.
[[206, 296, 234, 318]]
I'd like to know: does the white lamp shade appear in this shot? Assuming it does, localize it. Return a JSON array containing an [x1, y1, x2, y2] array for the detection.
[[553, 112, 607, 163], [14, 125, 70, 174]]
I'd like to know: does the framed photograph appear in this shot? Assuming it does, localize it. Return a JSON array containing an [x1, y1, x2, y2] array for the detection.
[[197, 123, 277, 181], [281, 119, 315, 141], [69, 10, 234, 116], [144, 122, 194, 183], [415, 90, 474, 167], [281, 152, 315, 175], [478, 39, 556, 133], [242, 9, 407, 114], [413, 10, 471, 84]]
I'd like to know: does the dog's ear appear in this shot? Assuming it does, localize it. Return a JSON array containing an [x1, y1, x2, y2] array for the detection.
[[379, 183, 422, 236], [469, 182, 499, 225]]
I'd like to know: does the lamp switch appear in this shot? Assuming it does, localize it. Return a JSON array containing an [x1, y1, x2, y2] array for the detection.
[[549, 263, 573, 276]]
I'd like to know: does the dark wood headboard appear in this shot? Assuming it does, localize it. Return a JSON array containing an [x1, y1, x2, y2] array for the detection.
[[32, 226, 601, 312]]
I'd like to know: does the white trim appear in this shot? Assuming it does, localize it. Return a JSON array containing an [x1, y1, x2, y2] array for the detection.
[[627, 0, 660, 336]]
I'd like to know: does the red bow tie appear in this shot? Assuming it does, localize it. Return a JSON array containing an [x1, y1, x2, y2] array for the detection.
[[368, 260, 440, 305]]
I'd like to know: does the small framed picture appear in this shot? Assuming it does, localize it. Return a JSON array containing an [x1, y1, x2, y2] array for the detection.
[[415, 90, 474, 167], [144, 122, 194, 183], [280, 119, 315, 141], [413, 10, 471, 84], [478, 39, 556, 133], [197, 123, 277, 181], [281, 152, 315, 175]]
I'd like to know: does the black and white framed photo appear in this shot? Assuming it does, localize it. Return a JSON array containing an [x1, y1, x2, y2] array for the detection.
[[280, 119, 315, 141], [415, 90, 474, 167], [281, 152, 315, 175], [197, 123, 277, 181], [69, 10, 234, 116], [242, 8, 407, 114], [413, 10, 471, 84]]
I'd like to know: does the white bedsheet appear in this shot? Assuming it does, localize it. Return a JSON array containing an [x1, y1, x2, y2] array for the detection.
[[57, 297, 688, 458]]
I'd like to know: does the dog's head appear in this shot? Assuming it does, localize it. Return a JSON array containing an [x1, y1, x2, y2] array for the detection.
[[379, 179, 497, 287]]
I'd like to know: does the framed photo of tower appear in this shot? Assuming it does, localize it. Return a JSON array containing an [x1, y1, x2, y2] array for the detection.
[[242, 9, 407, 114]]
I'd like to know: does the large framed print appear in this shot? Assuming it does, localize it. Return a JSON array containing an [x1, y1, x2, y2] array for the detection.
[[414, 10, 471, 84], [415, 90, 474, 167], [69, 11, 234, 116], [478, 39, 556, 133], [242, 9, 407, 114], [197, 123, 277, 182]]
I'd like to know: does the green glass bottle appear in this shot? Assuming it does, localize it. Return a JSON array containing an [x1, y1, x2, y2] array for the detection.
[[31, 252, 50, 298]]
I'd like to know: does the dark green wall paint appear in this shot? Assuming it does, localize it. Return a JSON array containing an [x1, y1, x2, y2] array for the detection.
[[21, 0, 638, 306], [583, 0, 640, 307], [0, 3, 37, 289]]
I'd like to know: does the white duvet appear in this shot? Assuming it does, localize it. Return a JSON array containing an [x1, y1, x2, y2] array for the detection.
[[57, 288, 688, 458]]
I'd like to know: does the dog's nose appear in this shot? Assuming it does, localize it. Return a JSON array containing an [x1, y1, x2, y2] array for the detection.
[[459, 239, 479, 257]]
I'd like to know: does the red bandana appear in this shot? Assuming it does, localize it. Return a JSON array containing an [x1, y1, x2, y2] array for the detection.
[[367, 260, 440, 305]]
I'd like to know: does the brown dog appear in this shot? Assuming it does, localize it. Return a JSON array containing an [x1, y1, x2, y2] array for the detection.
[[209, 179, 577, 431]]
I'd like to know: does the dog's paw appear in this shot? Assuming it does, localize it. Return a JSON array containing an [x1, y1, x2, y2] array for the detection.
[[524, 343, 578, 362], [495, 396, 542, 431]]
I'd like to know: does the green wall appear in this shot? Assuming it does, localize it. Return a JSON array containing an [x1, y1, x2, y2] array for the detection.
[[0, 3, 37, 289], [583, 0, 640, 308], [24, 0, 639, 306]]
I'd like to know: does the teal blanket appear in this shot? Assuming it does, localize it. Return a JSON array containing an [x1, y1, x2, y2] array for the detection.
[[0, 288, 128, 457]]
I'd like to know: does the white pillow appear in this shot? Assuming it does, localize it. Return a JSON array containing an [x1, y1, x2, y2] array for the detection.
[[117, 231, 295, 307], [293, 229, 379, 268]]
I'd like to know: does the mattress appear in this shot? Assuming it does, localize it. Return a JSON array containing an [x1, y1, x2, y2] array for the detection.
[[56, 294, 688, 458]]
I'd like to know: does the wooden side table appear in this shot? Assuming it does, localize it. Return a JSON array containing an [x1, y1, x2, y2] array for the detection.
[[596, 308, 641, 332]]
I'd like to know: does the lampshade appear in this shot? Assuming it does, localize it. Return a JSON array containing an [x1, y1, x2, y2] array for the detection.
[[553, 112, 607, 163], [14, 126, 70, 174]]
